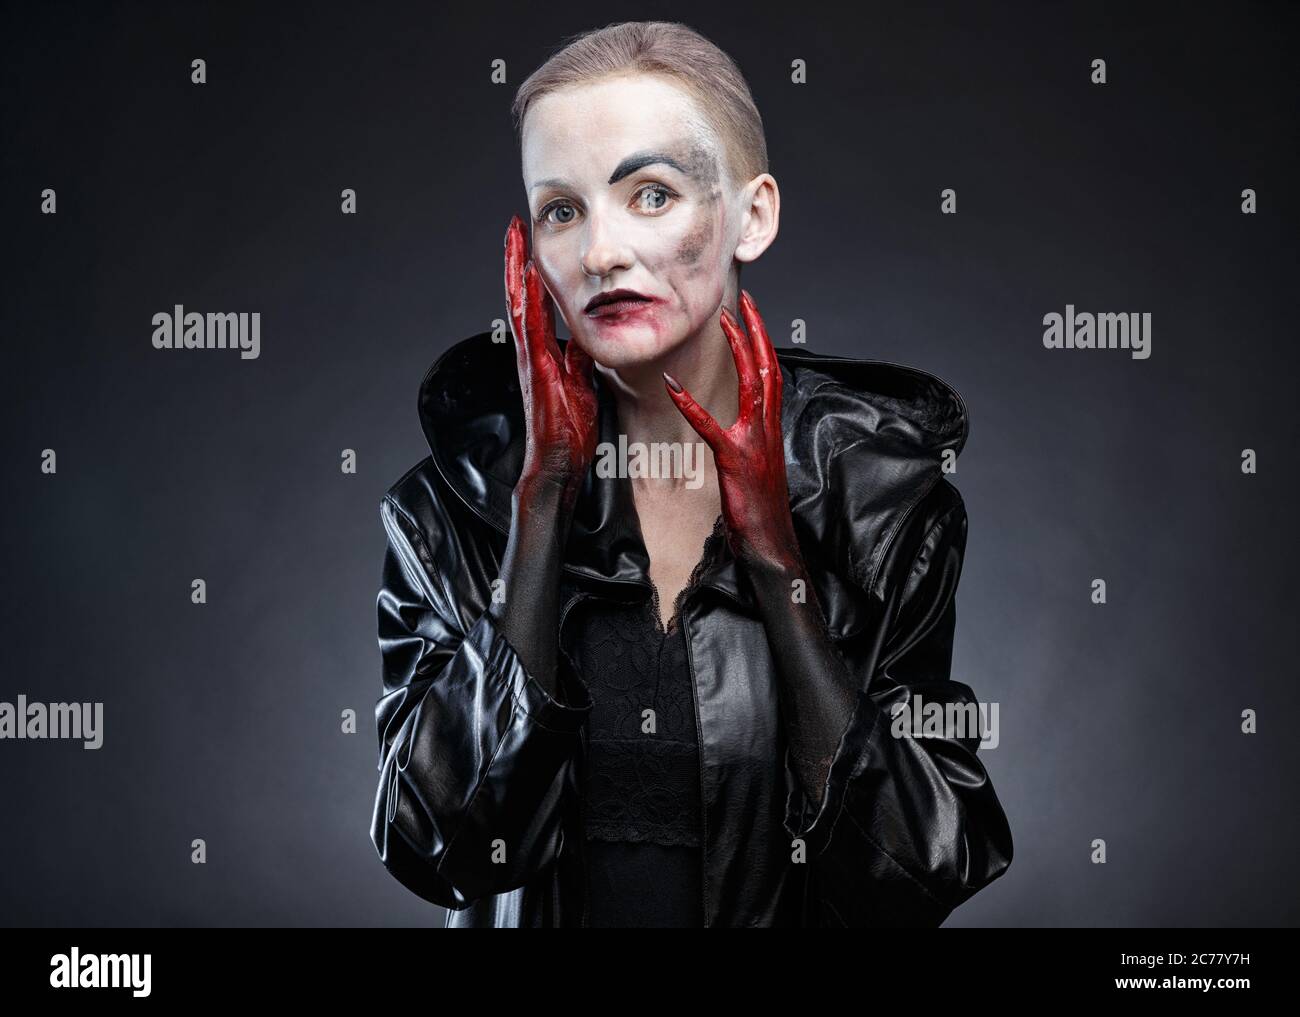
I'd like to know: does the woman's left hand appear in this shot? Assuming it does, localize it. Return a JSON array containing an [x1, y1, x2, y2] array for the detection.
[[663, 289, 804, 575]]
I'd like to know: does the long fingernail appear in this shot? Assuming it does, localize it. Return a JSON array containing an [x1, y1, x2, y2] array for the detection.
[[663, 372, 683, 393]]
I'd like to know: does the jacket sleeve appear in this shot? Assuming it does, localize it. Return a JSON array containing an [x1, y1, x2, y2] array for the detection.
[[783, 483, 1013, 926], [369, 491, 593, 910]]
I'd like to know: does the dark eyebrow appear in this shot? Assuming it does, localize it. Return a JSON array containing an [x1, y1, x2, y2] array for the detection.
[[529, 149, 692, 193], [607, 150, 690, 184]]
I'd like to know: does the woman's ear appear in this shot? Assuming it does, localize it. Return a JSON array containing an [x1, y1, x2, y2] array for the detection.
[[734, 174, 780, 264]]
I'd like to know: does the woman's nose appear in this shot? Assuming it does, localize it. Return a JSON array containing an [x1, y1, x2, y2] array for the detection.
[[580, 210, 633, 278]]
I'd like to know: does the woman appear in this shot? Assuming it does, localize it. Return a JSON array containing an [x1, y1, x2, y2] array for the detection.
[[370, 20, 1013, 927]]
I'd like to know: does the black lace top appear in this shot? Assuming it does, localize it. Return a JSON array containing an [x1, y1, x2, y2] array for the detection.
[[566, 513, 727, 928]]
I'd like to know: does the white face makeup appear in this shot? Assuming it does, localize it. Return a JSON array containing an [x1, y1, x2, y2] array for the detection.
[[521, 74, 745, 370]]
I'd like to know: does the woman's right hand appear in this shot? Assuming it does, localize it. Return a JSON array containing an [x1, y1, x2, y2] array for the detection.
[[504, 215, 598, 499]]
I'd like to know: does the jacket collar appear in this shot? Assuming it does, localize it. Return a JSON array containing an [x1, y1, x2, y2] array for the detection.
[[418, 330, 968, 611]]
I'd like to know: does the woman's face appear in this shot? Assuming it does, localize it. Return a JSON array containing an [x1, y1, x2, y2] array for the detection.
[[521, 74, 749, 369]]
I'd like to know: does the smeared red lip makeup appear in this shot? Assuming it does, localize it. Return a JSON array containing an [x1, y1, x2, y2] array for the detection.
[[584, 288, 656, 317]]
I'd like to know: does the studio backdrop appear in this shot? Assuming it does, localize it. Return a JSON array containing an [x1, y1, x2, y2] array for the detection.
[[2, 0, 1297, 927]]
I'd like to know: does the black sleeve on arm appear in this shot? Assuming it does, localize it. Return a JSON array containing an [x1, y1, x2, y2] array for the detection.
[[370, 492, 591, 910], [779, 486, 1014, 927]]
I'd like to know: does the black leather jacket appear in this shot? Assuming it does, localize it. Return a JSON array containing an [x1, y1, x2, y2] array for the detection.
[[370, 330, 1013, 927]]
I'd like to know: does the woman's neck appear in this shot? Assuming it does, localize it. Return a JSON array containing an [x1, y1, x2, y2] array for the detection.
[[599, 318, 741, 450]]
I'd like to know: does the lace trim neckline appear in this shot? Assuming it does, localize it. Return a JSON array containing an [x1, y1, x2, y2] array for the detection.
[[646, 513, 727, 636]]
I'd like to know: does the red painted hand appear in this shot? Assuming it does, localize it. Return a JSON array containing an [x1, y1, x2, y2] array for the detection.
[[663, 289, 803, 573], [504, 215, 598, 499]]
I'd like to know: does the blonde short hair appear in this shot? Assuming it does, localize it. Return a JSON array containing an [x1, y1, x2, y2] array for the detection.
[[511, 20, 768, 191]]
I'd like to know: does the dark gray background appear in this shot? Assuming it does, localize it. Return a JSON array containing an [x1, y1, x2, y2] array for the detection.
[[2, 0, 1296, 927]]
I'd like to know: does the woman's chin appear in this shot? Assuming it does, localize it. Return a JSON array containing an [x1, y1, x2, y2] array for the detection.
[[576, 326, 680, 369]]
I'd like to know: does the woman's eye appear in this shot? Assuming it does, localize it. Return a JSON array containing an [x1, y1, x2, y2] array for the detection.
[[636, 185, 674, 213], [538, 186, 674, 225], [541, 202, 577, 225]]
